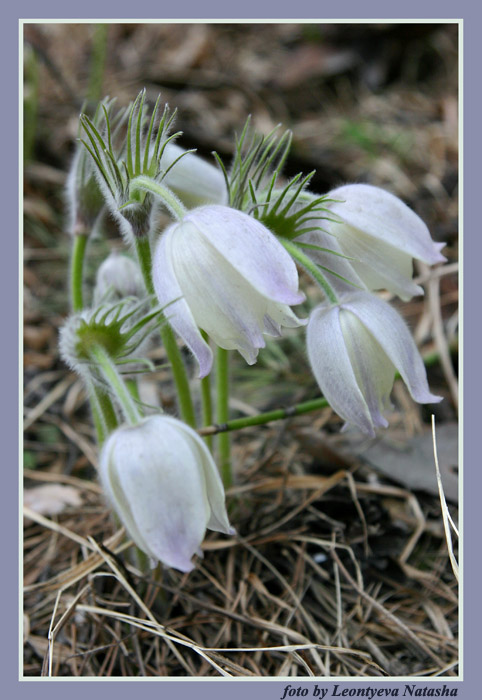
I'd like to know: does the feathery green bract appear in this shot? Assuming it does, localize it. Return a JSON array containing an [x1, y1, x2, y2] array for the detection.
[[213, 117, 292, 211], [79, 90, 186, 212], [67, 97, 128, 233], [73, 298, 165, 363], [252, 176, 333, 240], [213, 118, 340, 245]]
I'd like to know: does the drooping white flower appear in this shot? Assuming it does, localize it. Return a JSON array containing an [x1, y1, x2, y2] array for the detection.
[[318, 184, 446, 300], [99, 414, 234, 572], [161, 142, 228, 208], [152, 205, 306, 377], [307, 291, 442, 437]]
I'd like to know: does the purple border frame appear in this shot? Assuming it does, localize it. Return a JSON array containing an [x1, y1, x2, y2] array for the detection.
[[10, 2, 479, 698]]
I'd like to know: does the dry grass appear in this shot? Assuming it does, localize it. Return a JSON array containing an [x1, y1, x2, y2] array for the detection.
[[24, 410, 458, 677]]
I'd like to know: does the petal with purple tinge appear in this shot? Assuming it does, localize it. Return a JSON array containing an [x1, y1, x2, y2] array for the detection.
[[342, 292, 442, 405], [331, 223, 423, 300], [307, 305, 376, 436], [168, 221, 267, 359], [339, 309, 394, 429], [152, 224, 213, 377], [186, 206, 305, 305], [327, 184, 446, 265]]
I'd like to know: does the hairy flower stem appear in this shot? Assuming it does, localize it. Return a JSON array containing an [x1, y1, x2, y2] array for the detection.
[[85, 372, 119, 445], [88, 384, 119, 445], [216, 347, 231, 487], [89, 344, 141, 425], [281, 239, 338, 304], [134, 235, 196, 428], [90, 393, 107, 445], [200, 331, 213, 450], [130, 175, 187, 221], [70, 234, 119, 444], [70, 233, 88, 311], [95, 387, 119, 432], [126, 378, 141, 404]]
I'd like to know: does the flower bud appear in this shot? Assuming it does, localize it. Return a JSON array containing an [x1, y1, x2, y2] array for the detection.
[[161, 142, 228, 208], [99, 415, 234, 571], [65, 145, 105, 236], [319, 184, 446, 300], [307, 291, 442, 437], [93, 252, 145, 304], [152, 205, 306, 377]]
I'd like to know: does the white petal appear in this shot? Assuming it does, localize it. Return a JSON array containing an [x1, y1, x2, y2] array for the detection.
[[152, 224, 213, 377], [332, 223, 423, 300], [339, 309, 395, 429], [185, 206, 305, 305], [168, 220, 268, 361], [161, 143, 228, 207], [341, 292, 442, 404], [105, 417, 210, 572], [265, 302, 307, 329], [167, 417, 234, 535], [327, 184, 446, 265], [100, 433, 152, 556], [263, 315, 282, 337], [307, 305, 377, 436]]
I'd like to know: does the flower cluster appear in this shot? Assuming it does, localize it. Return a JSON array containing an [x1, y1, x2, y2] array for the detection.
[[59, 92, 447, 574]]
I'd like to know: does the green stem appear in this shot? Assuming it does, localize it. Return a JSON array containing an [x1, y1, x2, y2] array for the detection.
[[200, 396, 329, 436], [70, 233, 89, 311], [135, 234, 156, 296], [86, 377, 119, 445], [90, 393, 107, 445], [130, 175, 187, 221], [134, 236, 196, 427], [126, 378, 141, 405], [95, 388, 119, 433], [281, 238, 338, 304], [216, 347, 231, 487], [200, 333, 213, 450], [90, 345, 141, 425]]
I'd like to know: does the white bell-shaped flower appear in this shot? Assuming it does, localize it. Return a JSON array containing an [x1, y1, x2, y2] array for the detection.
[[99, 414, 234, 572], [152, 205, 306, 377], [161, 142, 228, 208], [320, 184, 446, 300], [307, 291, 442, 437]]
